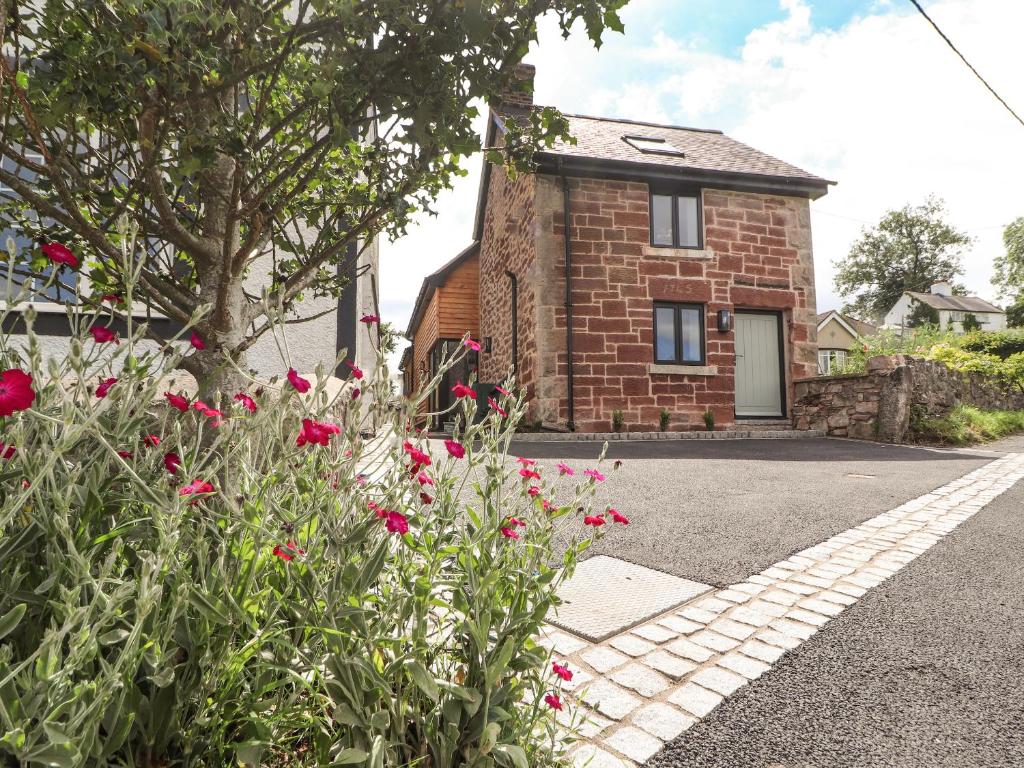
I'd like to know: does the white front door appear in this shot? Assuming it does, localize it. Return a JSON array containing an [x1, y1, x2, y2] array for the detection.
[[734, 312, 783, 417]]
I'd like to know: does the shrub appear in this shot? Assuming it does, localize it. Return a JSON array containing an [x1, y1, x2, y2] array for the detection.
[[702, 409, 715, 431], [910, 405, 1024, 445], [959, 329, 1024, 358], [0, 254, 616, 766], [611, 410, 624, 433], [658, 409, 670, 432]]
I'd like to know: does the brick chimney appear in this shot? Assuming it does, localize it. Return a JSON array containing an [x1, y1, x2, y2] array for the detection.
[[497, 63, 535, 111]]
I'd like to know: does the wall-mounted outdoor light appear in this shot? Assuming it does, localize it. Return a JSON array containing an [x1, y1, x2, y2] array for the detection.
[[483, 337, 493, 354], [717, 309, 733, 333]]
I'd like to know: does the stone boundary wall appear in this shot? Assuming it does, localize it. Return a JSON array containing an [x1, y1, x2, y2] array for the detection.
[[793, 354, 1024, 442]]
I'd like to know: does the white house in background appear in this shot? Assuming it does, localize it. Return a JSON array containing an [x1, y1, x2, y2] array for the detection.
[[883, 281, 1006, 333]]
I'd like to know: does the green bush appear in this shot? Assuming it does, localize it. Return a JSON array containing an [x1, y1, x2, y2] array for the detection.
[[702, 409, 714, 431], [0, 253, 615, 766], [959, 329, 1024, 358], [658, 409, 670, 432], [611, 410, 624, 433], [910, 405, 1024, 445]]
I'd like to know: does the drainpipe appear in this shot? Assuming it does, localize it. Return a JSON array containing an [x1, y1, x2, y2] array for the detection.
[[505, 269, 518, 378], [560, 161, 576, 431]]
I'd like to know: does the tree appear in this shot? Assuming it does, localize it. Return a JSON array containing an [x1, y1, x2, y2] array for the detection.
[[961, 313, 982, 332], [905, 298, 940, 328], [834, 196, 970, 322], [1007, 298, 1024, 329], [993, 216, 1024, 303], [0, 1, 627, 394]]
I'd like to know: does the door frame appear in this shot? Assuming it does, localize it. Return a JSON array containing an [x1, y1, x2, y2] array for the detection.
[[733, 308, 787, 420]]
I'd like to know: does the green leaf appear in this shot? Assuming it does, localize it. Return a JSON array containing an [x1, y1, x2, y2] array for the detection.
[[406, 660, 439, 702], [15, 71, 28, 90], [494, 744, 528, 768], [0, 604, 26, 641], [332, 748, 368, 765]]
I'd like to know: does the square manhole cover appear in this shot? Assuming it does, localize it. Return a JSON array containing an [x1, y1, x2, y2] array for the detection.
[[548, 555, 712, 642]]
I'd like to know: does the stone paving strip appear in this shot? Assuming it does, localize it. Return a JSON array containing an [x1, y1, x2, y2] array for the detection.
[[538, 452, 1024, 767]]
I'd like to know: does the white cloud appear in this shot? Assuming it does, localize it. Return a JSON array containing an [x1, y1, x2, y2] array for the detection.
[[381, 0, 1024, 364]]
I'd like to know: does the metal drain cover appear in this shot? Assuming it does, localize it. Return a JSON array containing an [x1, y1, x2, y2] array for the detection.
[[549, 555, 712, 642]]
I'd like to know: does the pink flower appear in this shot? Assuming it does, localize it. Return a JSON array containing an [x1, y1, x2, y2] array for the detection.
[[542, 499, 556, 513], [192, 400, 224, 426], [287, 368, 310, 393], [494, 385, 511, 397], [179, 479, 214, 500], [273, 540, 305, 562], [164, 392, 189, 412], [403, 440, 431, 468], [89, 326, 119, 345], [557, 462, 574, 477], [101, 294, 121, 305], [444, 439, 465, 459], [344, 360, 364, 380], [41, 242, 79, 269], [368, 500, 385, 518], [464, 338, 481, 352], [360, 314, 381, 324], [609, 509, 630, 525], [451, 381, 475, 399], [552, 662, 573, 681], [506, 516, 527, 528], [417, 471, 434, 487], [233, 393, 257, 413], [583, 514, 606, 527], [487, 397, 507, 417], [189, 331, 206, 350], [116, 450, 133, 459], [0, 369, 35, 416], [419, 491, 433, 505], [95, 377, 117, 399], [351, 388, 360, 400], [519, 468, 541, 481], [384, 511, 409, 535], [164, 452, 181, 474], [296, 418, 341, 447], [516, 457, 536, 467], [500, 527, 519, 540], [143, 434, 161, 448], [544, 694, 562, 711], [584, 468, 605, 482], [0, 443, 16, 460], [527, 485, 541, 498]]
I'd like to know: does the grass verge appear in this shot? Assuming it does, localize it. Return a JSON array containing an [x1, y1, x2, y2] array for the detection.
[[910, 405, 1024, 445]]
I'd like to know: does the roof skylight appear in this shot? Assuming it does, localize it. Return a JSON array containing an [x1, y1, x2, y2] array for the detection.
[[623, 135, 685, 157]]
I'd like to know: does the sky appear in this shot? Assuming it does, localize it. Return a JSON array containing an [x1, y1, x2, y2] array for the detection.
[[380, 0, 1024, 361]]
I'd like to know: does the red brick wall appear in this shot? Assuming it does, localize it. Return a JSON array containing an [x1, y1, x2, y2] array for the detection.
[[528, 178, 818, 432]]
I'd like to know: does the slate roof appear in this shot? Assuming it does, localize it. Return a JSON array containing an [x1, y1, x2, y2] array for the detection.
[[817, 310, 879, 337], [906, 291, 1003, 314], [542, 114, 831, 187]]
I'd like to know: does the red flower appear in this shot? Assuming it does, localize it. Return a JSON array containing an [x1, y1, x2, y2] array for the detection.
[[164, 392, 190, 412], [189, 331, 206, 350], [451, 381, 475, 399], [95, 377, 117, 399], [557, 462, 574, 477], [192, 400, 224, 426], [403, 440, 431, 468], [609, 509, 630, 525], [516, 457, 536, 467], [164, 452, 181, 474], [360, 314, 381, 324], [506, 516, 527, 528], [583, 514, 606, 527], [273, 540, 305, 562], [351, 387, 360, 400], [233, 392, 257, 413], [444, 439, 465, 459], [0, 442, 16, 460], [344, 360, 364, 380], [179, 479, 214, 499], [101, 294, 122, 305], [419, 491, 433, 505], [368, 500, 386, 518], [384, 511, 409, 535], [527, 485, 541, 498], [552, 662, 573, 681], [542, 499, 556, 513], [296, 418, 341, 447], [89, 326, 119, 345], [41, 242, 79, 269], [519, 468, 541, 481], [487, 397, 507, 417], [584, 468, 605, 482], [287, 368, 310, 393], [464, 338, 481, 352], [0, 369, 35, 416], [500, 527, 519, 540], [544, 694, 562, 711], [116, 450, 133, 459], [494, 385, 511, 397], [417, 471, 434, 487], [143, 434, 161, 448]]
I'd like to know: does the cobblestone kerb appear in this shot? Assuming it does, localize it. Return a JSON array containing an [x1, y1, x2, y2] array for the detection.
[[540, 452, 1024, 766]]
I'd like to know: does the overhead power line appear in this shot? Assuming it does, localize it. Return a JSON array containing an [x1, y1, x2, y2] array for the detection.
[[907, 0, 1024, 130]]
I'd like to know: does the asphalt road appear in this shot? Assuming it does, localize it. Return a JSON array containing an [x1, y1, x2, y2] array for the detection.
[[504, 438, 990, 586], [648, 473, 1024, 768]]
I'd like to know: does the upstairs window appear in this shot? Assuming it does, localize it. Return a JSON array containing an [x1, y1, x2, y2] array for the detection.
[[650, 189, 702, 249], [654, 302, 705, 365]]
